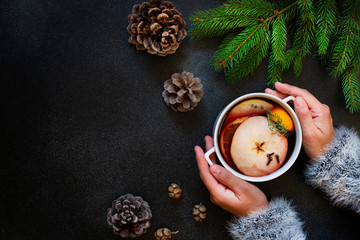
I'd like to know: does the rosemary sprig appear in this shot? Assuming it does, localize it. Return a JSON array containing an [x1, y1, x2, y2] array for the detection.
[[266, 109, 291, 137]]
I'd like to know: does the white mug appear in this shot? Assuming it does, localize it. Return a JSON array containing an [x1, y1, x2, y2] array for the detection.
[[204, 93, 302, 182]]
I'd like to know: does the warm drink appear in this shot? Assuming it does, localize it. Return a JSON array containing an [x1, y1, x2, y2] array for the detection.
[[219, 98, 295, 177]]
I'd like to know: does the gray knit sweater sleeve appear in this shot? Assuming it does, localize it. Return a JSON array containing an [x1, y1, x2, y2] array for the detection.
[[304, 126, 360, 214], [228, 198, 306, 240]]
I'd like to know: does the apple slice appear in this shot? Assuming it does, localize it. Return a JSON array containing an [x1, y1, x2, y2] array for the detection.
[[230, 116, 288, 177], [223, 99, 273, 126]]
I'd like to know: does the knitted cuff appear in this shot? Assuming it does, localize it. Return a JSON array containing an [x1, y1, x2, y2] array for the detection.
[[228, 198, 306, 240], [305, 126, 360, 214]]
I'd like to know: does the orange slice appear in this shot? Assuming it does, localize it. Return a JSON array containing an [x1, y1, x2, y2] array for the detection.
[[220, 117, 249, 169], [270, 107, 294, 132]]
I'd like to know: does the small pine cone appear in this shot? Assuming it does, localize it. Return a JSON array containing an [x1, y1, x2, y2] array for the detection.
[[162, 72, 203, 112], [154, 228, 179, 240], [127, 0, 187, 56], [193, 203, 207, 222], [168, 183, 182, 199], [107, 194, 152, 238]]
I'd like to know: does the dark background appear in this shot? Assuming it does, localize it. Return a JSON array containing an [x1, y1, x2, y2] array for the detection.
[[1, 0, 359, 239]]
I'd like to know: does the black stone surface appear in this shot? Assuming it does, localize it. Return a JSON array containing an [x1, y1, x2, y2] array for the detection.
[[1, 0, 359, 239]]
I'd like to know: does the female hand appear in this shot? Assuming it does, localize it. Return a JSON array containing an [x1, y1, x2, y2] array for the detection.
[[265, 82, 335, 159], [194, 136, 269, 217]]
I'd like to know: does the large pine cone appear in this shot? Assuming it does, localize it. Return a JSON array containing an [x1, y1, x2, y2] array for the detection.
[[107, 194, 152, 238], [162, 72, 203, 112], [127, 0, 187, 56]]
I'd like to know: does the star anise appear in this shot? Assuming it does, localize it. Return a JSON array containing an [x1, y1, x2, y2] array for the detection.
[[252, 141, 265, 154]]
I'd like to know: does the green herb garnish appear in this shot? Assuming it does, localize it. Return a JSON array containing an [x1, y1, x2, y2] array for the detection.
[[266, 110, 290, 138]]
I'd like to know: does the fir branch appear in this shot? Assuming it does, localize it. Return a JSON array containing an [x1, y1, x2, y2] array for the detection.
[[267, 52, 284, 87], [283, 50, 297, 69], [267, 6, 296, 87], [328, 0, 360, 112], [316, 0, 338, 56], [341, 65, 360, 113], [292, 0, 316, 76], [225, 0, 276, 18], [225, 28, 271, 81], [352, 19, 360, 33], [271, 16, 287, 62], [210, 23, 266, 71], [278, 0, 299, 22], [354, 44, 360, 75], [225, 45, 263, 81], [343, 0, 360, 22], [211, 1, 300, 73], [274, 0, 299, 19], [210, 31, 241, 72], [189, 6, 262, 40], [331, 1, 360, 77], [189, 0, 279, 40], [189, 0, 360, 113], [332, 31, 354, 76], [266, 48, 297, 88]]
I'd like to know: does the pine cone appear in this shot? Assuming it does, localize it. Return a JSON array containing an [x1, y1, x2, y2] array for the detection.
[[168, 183, 182, 199], [107, 194, 152, 238], [154, 228, 178, 240], [162, 72, 203, 112], [127, 0, 187, 56], [192, 203, 207, 222]]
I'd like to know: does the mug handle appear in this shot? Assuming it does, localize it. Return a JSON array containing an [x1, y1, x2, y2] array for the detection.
[[282, 95, 295, 103], [204, 147, 215, 166]]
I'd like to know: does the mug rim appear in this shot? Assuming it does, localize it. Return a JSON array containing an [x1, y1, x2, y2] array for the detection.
[[212, 93, 302, 182]]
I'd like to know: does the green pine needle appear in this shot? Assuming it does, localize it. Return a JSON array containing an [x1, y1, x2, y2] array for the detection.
[[271, 16, 287, 63], [292, 0, 316, 76], [225, 29, 271, 81], [267, 53, 284, 88], [210, 23, 268, 71], [331, 0, 360, 78], [210, 31, 240, 72], [225, 0, 276, 18], [341, 66, 360, 113], [189, 6, 261, 40], [332, 31, 357, 76], [316, 0, 338, 56]]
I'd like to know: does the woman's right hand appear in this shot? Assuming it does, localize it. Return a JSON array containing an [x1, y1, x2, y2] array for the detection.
[[265, 82, 335, 159], [195, 136, 269, 217]]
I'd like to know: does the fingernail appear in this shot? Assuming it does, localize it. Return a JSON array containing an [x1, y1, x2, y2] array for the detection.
[[210, 165, 221, 175]]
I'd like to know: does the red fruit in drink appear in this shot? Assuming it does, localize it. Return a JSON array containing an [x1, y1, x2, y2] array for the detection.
[[219, 117, 249, 170]]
